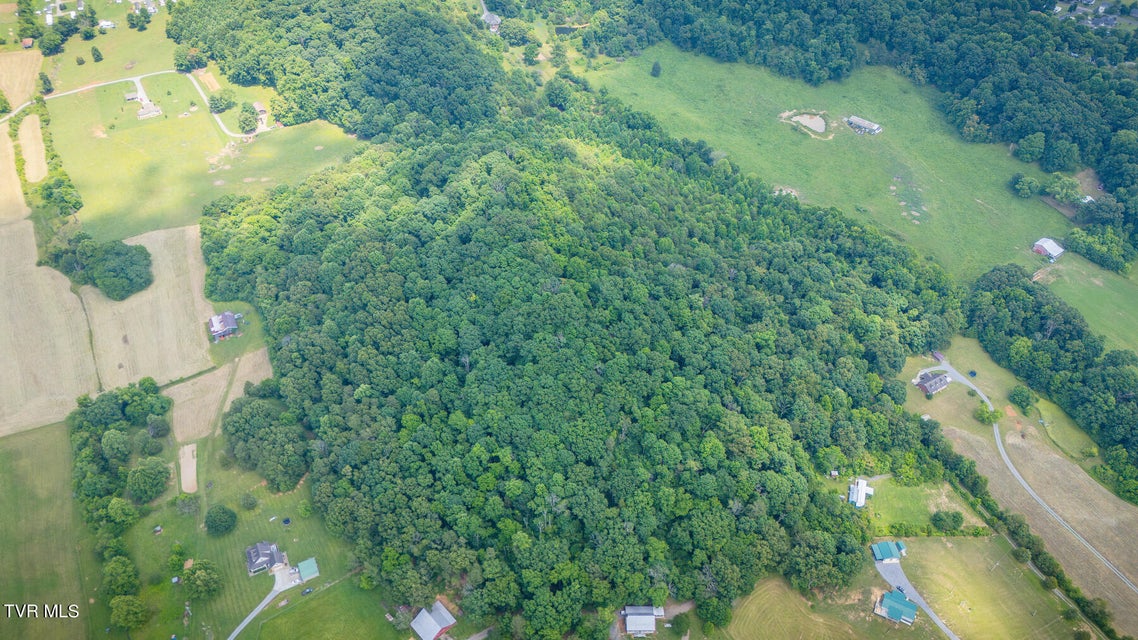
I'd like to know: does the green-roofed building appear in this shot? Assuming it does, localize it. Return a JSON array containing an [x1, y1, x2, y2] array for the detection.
[[298, 557, 320, 583], [870, 540, 907, 564], [875, 589, 918, 625]]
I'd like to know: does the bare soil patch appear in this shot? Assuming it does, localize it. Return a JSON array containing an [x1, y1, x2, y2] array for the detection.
[[82, 226, 213, 388], [944, 424, 1138, 635], [195, 70, 221, 93], [0, 3, 18, 11], [17, 115, 47, 183], [224, 347, 273, 413], [792, 113, 826, 133], [0, 222, 99, 436], [0, 50, 42, 107], [167, 364, 233, 443], [179, 443, 198, 493], [0, 134, 29, 223]]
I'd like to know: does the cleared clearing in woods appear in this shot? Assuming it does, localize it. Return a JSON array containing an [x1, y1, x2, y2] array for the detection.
[[17, 115, 47, 183], [0, 222, 99, 436], [224, 347, 272, 412], [82, 225, 213, 389]]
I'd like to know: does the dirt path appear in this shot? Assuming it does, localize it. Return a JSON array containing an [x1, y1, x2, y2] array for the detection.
[[179, 443, 198, 493]]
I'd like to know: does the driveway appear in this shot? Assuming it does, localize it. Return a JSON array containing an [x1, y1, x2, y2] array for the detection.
[[874, 560, 960, 640]]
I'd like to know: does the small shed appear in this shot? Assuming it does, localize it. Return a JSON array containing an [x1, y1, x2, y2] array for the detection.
[[411, 600, 457, 640], [871, 540, 908, 563], [846, 116, 883, 134], [1033, 237, 1065, 260], [875, 589, 918, 625], [297, 557, 319, 582], [21, 38, 34, 48], [124, 91, 139, 102], [916, 371, 949, 395], [209, 311, 239, 339], [252, 101, 267, 116], [622, 606, 663, 637], [848, 478, 875, 508]]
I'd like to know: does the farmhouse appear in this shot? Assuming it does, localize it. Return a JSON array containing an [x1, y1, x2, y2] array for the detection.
[[208, 311, 239, 339], [915, 371, 949, 395], [622, 606, 664, 637], [482, 12, 502, 32], [871, 540, 908, 563], [245, 542, 284, 575], [1033, 237, 1065, 260], [411, 600, 458, 640], [846, 116, 883, 134], [848, 478, 875, 508], [875, 589, 918, 625]]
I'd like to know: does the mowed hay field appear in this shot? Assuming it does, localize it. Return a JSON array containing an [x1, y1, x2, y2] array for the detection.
[[17, 114, 47, 183], [902, 537, 1080, 640], [47, 75, 358, 241], [0, 423, 91, 640], [0, 132, 29, 222], [82, 225, 213, 388], [0, 49, 42, 107], [0, 221, 99, 436], [902, 338, 1138, 635], [167, 347, 273, 443], [1042, 253, 1138, 354]]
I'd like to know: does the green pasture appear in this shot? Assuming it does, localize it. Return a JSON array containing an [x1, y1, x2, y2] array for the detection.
[[42, 4, 176, 92], [45, 75, 359, 240], [903, 537, 1083, 640], [586, 44, 1138, 354], [0, 423, 94, 640], [255, 580, 403, 640], [119, 435, 356, 640], [0, 7, 18, 54], [197, 61, 280, 133], [1045, 252, 1138, 353]]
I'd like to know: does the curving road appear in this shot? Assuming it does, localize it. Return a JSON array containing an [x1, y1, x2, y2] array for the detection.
[[0, 69, 245, 138], [917, 363, 1138, 596]]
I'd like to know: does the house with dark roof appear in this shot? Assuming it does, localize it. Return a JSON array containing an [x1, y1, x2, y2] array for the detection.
[[209, 311, 239, 339], [411, 601, 457, 640], [871, 540, 907, 563], [875, 589, 918, 625], [916, 371, 949, 395], [245, 542, 283, 575]]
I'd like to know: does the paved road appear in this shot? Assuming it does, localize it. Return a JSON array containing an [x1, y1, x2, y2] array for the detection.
[[227, 586, 283, 640], [917, 363, 1138, 596], [875, 561, 960, 640], [0, 69, 245, 138]]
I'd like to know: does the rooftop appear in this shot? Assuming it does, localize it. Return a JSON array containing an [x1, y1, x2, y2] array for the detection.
[[411, 601, 457, 640]]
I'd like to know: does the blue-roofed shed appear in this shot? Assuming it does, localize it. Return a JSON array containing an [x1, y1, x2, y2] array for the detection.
[[871, 540, 907, 563], [875, 589, 918, 625], [298, 557, 319, 582]]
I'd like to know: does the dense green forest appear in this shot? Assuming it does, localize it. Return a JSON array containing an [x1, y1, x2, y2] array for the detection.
[[199, 59, 963, 636]]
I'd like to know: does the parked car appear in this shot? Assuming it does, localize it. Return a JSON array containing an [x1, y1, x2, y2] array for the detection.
[[301, 588, 313, 596]]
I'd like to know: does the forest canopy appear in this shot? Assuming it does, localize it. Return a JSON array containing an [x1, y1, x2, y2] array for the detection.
[[202, 58, 961, 633]]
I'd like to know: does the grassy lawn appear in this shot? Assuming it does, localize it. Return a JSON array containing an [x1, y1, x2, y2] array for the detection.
[[902, 537, 1085, 640], [0, 423, 93, 640], [254, 580, 404, 640], [585, 43, 1138, 354], [864, 478, 980, 534], [196, 61, 280, 133], [42, 5, 176, 93], [118, 434, 357, 640], [1044, 252, 1138, 353], [46, 75, 359, 240], [0, 7, 19, 54]]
